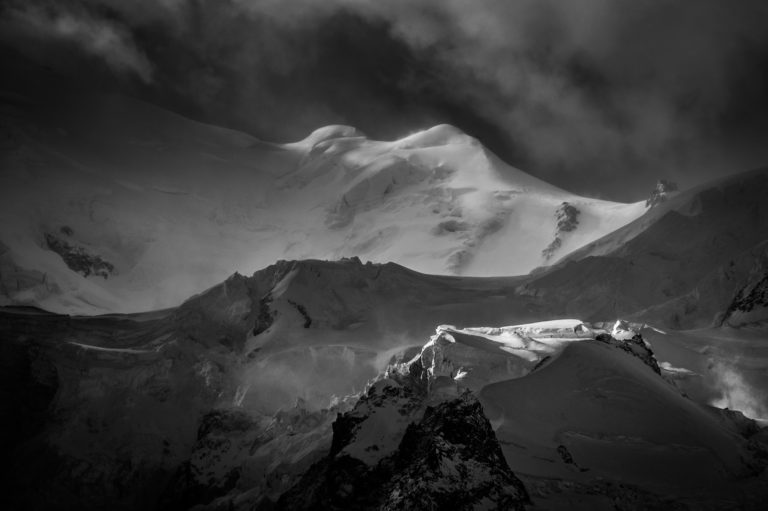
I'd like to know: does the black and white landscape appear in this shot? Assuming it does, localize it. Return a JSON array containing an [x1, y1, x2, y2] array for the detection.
[[2, 1, 768, 510]]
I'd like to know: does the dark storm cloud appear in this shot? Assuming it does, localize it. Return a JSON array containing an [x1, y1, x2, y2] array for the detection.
[[1, 0, 154, 82], [355, 0, 768, 195], [3, 0, 768, 199]]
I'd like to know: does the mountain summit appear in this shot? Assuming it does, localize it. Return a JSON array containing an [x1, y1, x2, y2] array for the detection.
[[0, 93, 645, 313]]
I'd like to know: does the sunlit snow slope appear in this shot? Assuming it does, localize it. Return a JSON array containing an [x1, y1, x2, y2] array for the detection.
[[0, 65, 644, 314]]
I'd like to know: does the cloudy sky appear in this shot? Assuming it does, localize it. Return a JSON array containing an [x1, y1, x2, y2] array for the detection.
[[2, 0, 768, 200]]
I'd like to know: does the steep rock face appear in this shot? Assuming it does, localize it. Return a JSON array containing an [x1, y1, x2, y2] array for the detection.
[[721, 241, 768, 326], [277, 359, 528, 511], [645, 179, 679, 208], [595, 320, 661, 374], [542, 202, 581, 261], [382, 394, 529, 510]]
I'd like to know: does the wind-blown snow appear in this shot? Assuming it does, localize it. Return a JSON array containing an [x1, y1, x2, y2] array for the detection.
[[433, 319, 594, 364]]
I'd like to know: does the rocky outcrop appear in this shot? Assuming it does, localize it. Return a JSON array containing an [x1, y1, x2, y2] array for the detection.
[[542, 202, 580, 261], [592, 320, 661, 374], [382, 393, 528, 510], [277, 357, 528, 511], [44, 232, 115, 279], [720, 242, 768, 326], [594, 331, 661, 374], [252, 293, 276, 335], [645, 179, 679, 208], [288, 300, 312, 328]]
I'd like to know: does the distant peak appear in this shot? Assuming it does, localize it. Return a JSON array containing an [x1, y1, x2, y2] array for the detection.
[[645, 179, 679, 208], [294, 123, 479, 151], [300, 125, 365, 146], [394, 124, 478, 149]]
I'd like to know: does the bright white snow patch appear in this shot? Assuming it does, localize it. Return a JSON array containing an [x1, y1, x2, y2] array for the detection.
[[435, 319, 596, 364]]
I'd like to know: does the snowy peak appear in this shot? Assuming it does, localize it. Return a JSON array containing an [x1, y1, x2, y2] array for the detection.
[[392, 123, 480, 149], [278, 333, 529, 510], [295, 124, 477, 152], [0, 90, 648, 313]]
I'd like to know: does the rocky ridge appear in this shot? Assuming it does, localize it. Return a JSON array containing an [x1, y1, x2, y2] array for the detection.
[[645, 179, 679, 208], [45, 230, 115, 279], [542, 201, 581, 261], [277, 351, 529, 510]]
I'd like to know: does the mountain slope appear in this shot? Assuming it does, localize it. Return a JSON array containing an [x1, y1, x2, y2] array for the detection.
[[519, 167, 768, 328], [0, 78, 645, 314], [3, 259, 768, 510]]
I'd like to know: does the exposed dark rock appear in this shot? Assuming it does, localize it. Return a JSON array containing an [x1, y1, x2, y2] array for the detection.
[[44, 233, 115, 278], [728, 273, 768, 315], [432, 219, 470, 235], [252, 294, 275, 335], [721, 243, 768, 326], [593, 330, 661, 374], [542, 202, 580, 261], [384, 393, 529, 510], [288, 299, 312, 328], [329, 412, 367, 457], [554, 202, 581, 233], [645, 179, 679, 208], [278, 363, 528, 511], [557, 444, 575, 465], [541, 237, 562, 261]]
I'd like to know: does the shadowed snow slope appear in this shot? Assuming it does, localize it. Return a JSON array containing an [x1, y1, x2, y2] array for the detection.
[[521, 166, 768, 329], [0, 70, 644, 313], [420, 321, 768, 508], [480, 339, 768, 509]]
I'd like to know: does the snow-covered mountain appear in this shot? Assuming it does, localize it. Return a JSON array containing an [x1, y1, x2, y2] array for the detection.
[[0, 85, 645, 314], [3, 46, 768, 511], [5, 301, 766, 510], [519, 166, 768, 329]]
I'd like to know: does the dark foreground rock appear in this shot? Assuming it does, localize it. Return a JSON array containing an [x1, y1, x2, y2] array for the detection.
[[277, 361, 529, 511]]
